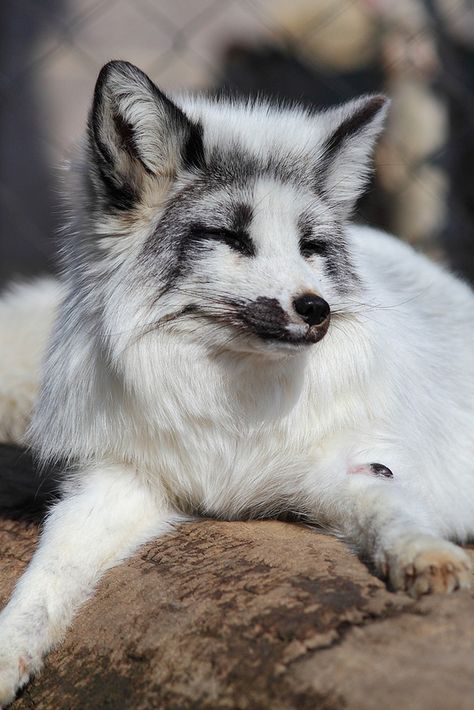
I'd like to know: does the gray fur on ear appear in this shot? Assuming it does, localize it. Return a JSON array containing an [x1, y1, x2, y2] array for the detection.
[[88, 60, 204, 208], [317, 95, 389, 217]]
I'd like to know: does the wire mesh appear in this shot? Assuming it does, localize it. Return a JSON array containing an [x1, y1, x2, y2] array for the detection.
[[1, 0, 473, 281]]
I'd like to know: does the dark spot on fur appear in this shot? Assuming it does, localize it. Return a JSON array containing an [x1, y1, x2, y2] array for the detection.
[[231, 202, 253, 233], [370, 463, 394, 479], [181, 121, 205, 172], [238, 297, 289, 340]]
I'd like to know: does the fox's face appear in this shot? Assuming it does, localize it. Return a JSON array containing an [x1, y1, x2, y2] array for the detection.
[[76, 61, 387, 359]]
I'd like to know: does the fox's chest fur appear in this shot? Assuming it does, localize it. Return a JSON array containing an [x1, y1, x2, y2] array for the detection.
[[123, 334, 383, 518]]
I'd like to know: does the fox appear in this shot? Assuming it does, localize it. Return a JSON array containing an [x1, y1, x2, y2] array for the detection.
[[0, 59, 473, 706]]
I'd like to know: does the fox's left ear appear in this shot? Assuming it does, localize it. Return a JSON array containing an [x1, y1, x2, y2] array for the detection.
[[88, 60, 204, 209], [317, 95, 389, 219]]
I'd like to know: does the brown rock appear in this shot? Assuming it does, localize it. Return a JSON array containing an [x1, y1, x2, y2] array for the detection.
[[0, 518, 473, 710]]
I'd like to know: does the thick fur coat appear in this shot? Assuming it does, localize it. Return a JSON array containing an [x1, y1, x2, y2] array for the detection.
[[0, 61, 473, 705]]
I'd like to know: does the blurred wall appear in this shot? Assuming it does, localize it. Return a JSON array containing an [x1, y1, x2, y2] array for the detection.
[[1, 0, 473, 285]]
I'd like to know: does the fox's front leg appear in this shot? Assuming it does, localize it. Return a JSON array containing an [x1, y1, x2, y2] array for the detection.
[[0, 464, 176, 707], [311, 473, 472, 597]]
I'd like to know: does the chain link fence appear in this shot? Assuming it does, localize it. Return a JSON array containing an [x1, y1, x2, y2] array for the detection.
[[1, 0, 473, 282]]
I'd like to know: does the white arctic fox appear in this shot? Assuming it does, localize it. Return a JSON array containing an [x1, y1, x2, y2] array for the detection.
[[0, 60, 473, 704]]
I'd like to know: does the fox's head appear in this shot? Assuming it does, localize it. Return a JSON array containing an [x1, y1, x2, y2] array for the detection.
[[70, 60, 387, 360]]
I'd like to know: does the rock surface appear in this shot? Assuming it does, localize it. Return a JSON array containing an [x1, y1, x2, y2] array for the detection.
[[1, 517, 473, 710]]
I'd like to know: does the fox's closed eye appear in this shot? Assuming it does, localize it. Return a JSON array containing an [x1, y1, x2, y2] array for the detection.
[[190, 225, 256, 257], [299, 239, 329, 258]]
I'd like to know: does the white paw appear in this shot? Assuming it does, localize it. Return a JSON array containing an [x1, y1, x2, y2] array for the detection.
[[384, 534, 472, 598], [0, 650, 34, 708]]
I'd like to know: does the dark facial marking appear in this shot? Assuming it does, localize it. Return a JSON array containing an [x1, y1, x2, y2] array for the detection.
[[191, 201, 255, 256], [236, 297, 328, 345], [189, 223, 256, 257], [322, 239, 361, 293], [297, 214, 361, 294], [203, 146, 303, 191], [231, 202, 253, 233], [298, 219, 330, 258], [181, 121, 205, 172], [238, 297, 289, 340]]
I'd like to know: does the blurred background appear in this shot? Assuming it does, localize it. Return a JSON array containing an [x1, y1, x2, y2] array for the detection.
[[1, 0, 473, 286]]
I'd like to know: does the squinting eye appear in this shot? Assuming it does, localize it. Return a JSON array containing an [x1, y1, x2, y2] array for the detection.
[[190, 225, 256, 257], [299, 239, 329, 258], [220, 231, 255, 257]]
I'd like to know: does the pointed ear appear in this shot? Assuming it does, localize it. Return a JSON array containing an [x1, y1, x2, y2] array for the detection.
[[317, 95, 389, 219], [88, 60, 204, 209]]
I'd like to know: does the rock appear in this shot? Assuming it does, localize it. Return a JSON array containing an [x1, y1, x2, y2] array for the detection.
[[0, 518, 473, 710]]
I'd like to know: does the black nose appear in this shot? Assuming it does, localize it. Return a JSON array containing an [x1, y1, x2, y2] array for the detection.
[[293, 294, 330, 326]]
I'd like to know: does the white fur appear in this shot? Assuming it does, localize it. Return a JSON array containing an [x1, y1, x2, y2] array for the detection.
[[0, 279, 60, 444], [0, 70, 473, 705]]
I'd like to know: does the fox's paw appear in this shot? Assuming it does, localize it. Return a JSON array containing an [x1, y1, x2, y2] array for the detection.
[[384, 535, 472, 598], [0, 650, 36, 708]]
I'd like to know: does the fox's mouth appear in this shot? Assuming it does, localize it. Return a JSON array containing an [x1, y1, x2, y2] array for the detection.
[[168, 297, 330, 351], [251, 321, 330, 346]]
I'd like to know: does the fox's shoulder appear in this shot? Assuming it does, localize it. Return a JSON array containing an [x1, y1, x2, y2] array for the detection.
[[347, 224, 474, 321]]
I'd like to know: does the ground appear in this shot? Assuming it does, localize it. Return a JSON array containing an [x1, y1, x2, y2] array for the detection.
[[1, 516, 473, 710]]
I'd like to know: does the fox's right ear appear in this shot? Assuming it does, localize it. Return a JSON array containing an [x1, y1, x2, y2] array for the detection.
[[88, 60, 204, 210], [316, 95, 389, 219]]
